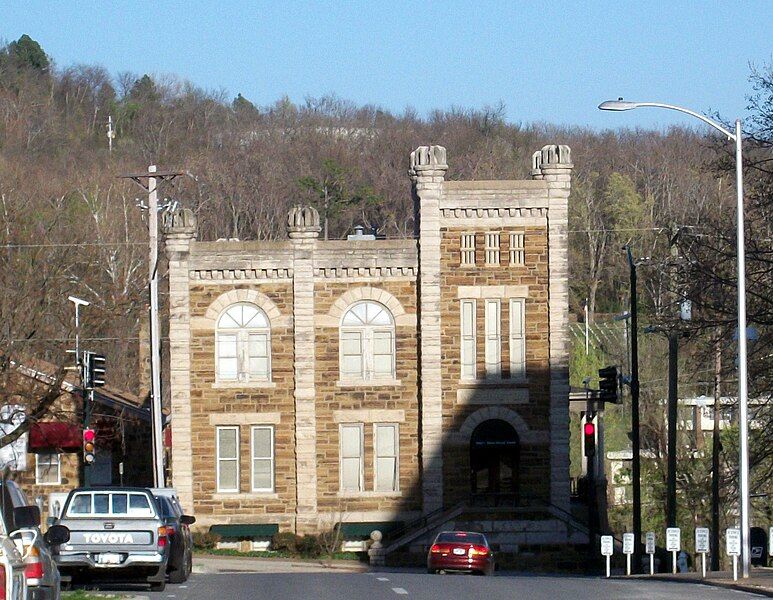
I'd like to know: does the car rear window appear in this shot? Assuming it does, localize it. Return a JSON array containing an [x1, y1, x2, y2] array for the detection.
[[435, 532, 486, 545], [66, 492, 156, 517]]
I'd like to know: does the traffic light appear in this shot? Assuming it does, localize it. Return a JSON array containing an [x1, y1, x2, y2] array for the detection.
[[583, 418, 596, 457], [598, 365, 619, 403], [83, 352, 106, 388], [83, 428, 96, 465]]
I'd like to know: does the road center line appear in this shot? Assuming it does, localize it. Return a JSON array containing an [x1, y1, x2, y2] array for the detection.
[[377, 577, 389, 581], [392, 587, 409, 595]]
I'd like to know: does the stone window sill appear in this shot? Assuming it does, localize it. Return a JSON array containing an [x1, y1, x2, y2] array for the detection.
[[336, 379, 402, 388], [212, 381, 276, 390], [336, 490, 403, 499], [213, 492, 279, 500]]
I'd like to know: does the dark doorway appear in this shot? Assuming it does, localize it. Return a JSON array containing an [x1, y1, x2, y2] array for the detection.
[[470, 419, 519, 506]]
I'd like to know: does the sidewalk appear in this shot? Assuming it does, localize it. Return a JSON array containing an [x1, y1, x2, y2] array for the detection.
[[622, 567, 773, 597], [193, 554, 369, 575]]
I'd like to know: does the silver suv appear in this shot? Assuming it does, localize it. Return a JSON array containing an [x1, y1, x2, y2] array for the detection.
[[52, 487, 169, 592]]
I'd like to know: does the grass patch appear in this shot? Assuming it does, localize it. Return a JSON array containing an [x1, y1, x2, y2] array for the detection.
[[194, 547, 364, 561], [63, 592, 130, 600]]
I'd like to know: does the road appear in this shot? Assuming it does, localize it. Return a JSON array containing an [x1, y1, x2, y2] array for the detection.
[[147, 570, 765, 599]]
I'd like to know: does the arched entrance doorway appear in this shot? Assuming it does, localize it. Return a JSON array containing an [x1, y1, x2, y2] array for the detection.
[[470, 419, 519, 505]]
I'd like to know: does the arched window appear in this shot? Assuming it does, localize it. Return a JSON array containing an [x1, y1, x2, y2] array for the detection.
[[340, 301, 395, 382], [216, 303, 271, 382]]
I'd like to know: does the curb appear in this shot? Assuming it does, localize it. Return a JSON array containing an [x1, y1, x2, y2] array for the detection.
[[614, 574, 773, 598]]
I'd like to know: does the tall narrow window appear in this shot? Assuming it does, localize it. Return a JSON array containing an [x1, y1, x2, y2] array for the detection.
[[216, 426, 239, 493], [35, 453, 61, 485], [216, 304, 271, 382], [460, 233, 476, 265], [251, 426, 274, 492], [374, 424, 399, 492], [509, 232, 525, 265], [340, 301, 395, 382], [509, 299, 526, 378], [484, 300, 501, 377], [340, 424, 364, 492], [460, 300, 477, 380], [485, 232, 500, 265]]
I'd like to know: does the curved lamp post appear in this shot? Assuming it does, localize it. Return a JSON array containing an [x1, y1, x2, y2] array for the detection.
[[599, 100, 750, 578]]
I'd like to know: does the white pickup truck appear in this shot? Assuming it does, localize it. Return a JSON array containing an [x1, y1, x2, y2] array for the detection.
[[51, 487, 169, 592]]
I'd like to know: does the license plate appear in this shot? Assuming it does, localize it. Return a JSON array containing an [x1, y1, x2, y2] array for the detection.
[[97, 553, 122, 565], [453, 548, 466, 555]]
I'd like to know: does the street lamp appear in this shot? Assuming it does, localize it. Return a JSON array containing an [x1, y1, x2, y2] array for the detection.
[[599, 99, 750, 578]]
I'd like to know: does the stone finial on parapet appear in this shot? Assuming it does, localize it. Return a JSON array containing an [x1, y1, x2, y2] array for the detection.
[[409, 145, 448, 179], [163, 206, 197, 237], [531, 144, 573, 179], [287, 205, 321, 240]]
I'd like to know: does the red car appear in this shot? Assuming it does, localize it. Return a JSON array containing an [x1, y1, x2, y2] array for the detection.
[[427, 531, 495, 576]]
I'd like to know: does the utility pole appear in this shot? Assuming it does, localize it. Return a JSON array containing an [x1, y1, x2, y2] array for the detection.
[[120, 166, 184, 488], [626, 247, 642, 572], [711, 335, 722, 571], [666, 227, 680, 530], [584, 298, 590, 355], [107, 115, 115, 154]]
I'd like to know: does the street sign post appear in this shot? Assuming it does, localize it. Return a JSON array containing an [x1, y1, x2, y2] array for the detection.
[[666, 527, 681, 574], [695, 527, 710, 578], [623, 533, 635, 575], [645, 532, 656, 575], [727, 528, 741, 581], [601, 535, 614, 578]]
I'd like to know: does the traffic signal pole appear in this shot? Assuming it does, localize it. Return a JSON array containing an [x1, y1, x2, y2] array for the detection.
[[627, 246, 643, 573]]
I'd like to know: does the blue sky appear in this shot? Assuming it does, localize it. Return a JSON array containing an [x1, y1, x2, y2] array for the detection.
[[4, 1, 772, 129]]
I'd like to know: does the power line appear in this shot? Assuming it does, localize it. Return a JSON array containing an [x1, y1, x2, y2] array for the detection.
[[0, 242, 147, 249]]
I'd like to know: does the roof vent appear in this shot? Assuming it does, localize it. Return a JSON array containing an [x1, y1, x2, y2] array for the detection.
[[347, 225, 375, 241]]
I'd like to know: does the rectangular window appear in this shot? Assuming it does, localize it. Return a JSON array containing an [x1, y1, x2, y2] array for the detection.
[[248, 333, 270, 381], [371, 330, 394, 378], [340, 424, 364, 492], [35, 452, 61, 485], [216, 333, 238, 380], [509, 232, 525, 265], [251, 426, 274, 492], [509, 299, 526, 378], [374, 424, 399, 492], [460, 299, 477, 380], [340, 331, 364, 379], [484, 300, 501, 377], [216, 426, 239, 493], [485, 232, 500, 265], [460, 233, 476, 265]]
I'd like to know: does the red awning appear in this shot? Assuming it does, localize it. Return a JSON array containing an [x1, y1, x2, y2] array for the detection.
[[29, 422, 81, 451]]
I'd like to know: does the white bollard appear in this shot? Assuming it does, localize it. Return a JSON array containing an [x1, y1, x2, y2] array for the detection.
[[733, 555, 738, 581], [672, 550, 677, 574], [701, 553, 706, 578], [606, 555, 611, 578], [650, 553, 654, 575]]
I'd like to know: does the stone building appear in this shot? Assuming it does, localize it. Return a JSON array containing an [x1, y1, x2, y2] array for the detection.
[[164, 144, 577, 549]]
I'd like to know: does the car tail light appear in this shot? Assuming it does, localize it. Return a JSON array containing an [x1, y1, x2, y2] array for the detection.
[[430, 544, 451, 554], [158, 526, 171, 549], [24, 561, 44, 579], [0, 563, 6, 600], [469, 545, 489, 557]]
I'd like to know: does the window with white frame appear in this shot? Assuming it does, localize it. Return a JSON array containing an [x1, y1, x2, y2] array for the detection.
[[460, 233, 476, 265], [460, 299, 477, 380], [509, 299, 526, 378], [374, 424, 399, 492], [216, 426, 239, 492], [485, 232, 500, 265], [340, 301, 395, 382], [484, 300, 502, 377], [251, 426, 274, 492], [35, 452, 61, 485], [216, 303, 271, 383], [509, 232, 525, 265], [340, 424, 364, 492]]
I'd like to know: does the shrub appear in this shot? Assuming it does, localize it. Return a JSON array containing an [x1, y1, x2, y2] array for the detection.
[[271, 531, 301, 553], [297, 534, 321, 558], [192, 531, 221, 550]]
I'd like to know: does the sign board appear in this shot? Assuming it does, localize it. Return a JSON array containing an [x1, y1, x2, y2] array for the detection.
[[645, 532, 656, 554], [623, 533, 635, 555], [666, 527, 681, 552], [600, 535, 614, 556], [726, 528, 741, 556], [695, 527, 710, 554]]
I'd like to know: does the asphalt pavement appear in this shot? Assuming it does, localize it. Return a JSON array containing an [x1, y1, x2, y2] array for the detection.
[[150, 570, 767, 599]]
